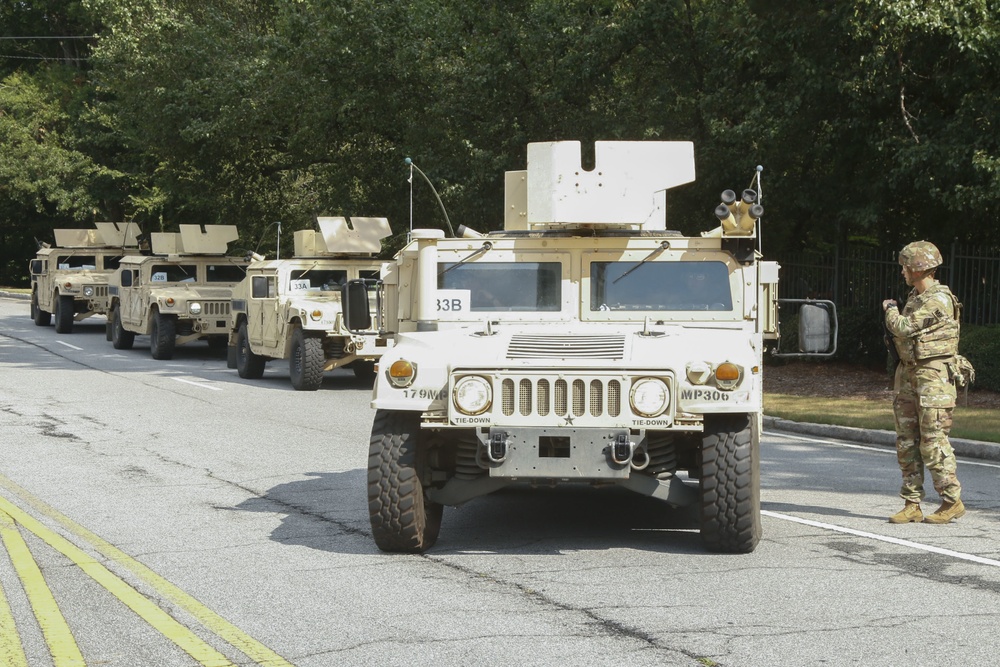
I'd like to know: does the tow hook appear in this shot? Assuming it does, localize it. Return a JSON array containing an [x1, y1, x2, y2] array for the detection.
[[610, 433, 635, 466], [487, 431, 508, 463]]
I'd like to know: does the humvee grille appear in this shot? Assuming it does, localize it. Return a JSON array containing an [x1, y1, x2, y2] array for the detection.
[[507, 335, 625, 360], [202, 301, 230, 316], [499, 375, 622, 418], [94, 286, 108, 298]]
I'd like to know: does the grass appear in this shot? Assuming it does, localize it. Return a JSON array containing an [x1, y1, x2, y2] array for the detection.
[[765, 393, 1000, 444]]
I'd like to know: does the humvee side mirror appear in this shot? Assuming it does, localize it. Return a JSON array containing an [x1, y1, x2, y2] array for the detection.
[[30, 259, 43, 275], [772, 299, 838, 358], [121, 269, 133, 287], [342, 279, 373, 332]]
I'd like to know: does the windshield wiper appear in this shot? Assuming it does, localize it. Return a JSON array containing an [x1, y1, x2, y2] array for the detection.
[[612, 241, 670, 284], [439, 241, 493, 276]]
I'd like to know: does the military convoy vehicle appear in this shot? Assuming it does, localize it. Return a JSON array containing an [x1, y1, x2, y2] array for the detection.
[[228, 216, 392, 390], [343, 141, 836, 554], [29, 223, 141, 333], [108, 225, 248, 359]]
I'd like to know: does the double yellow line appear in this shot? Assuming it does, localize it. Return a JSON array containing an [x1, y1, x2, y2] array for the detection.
[[0, 474, 293, 666]]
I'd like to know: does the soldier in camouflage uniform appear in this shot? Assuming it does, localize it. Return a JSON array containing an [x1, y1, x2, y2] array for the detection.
[[882, 241, 965, 524]]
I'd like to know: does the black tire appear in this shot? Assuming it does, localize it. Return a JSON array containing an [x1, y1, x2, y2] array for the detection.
[[54, 294, 74, 333], [30, 291, 38, 321], [289, 327, 323, 391], [149, 311, 176, 360], [368, 409, 443, 553], [33, 297, 51, 326], [111, 307, 134, 350], [699, 414, 760, 553], [352, 361, 377, 383], [236, 322, 265, 379]]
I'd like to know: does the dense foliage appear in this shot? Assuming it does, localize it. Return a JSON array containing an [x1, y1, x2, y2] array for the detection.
[[3, 0, 999, 285]]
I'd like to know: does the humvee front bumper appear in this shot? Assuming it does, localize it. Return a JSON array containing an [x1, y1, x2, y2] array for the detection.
[[477, 426, 636, 480]]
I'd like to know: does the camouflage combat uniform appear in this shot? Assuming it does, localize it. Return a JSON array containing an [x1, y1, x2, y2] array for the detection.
[[885, 281, 962, 503]]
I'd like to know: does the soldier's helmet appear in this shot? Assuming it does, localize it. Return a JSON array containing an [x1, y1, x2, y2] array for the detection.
[[898, 241, 942, 271]]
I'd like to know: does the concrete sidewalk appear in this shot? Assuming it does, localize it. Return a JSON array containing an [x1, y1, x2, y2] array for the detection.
[[765, 415, 1000, 462]]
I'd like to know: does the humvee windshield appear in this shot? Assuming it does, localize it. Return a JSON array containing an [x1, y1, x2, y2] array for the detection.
[[590, 260, 733, 312], [439, 262, 561, 312], [150, 264, 197, 283], [206, 264, 246, 283], [288, 269, 347, 293], [57, 255, 98, 270]]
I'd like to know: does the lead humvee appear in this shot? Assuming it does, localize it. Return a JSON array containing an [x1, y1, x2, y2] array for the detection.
[[108, 225, 249, 359], [29, 223, 141, 333], [344, 141, 836, 554], [227, 216, 392, 390]]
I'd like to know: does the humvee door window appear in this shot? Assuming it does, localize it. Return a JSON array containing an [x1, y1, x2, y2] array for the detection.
[[438, 262, 561, 312], [150, 264, 196, 283], [57, 255, 97, 270], [103, 255, 124, 270], [206, 264, 247, 282], [591, 260, 733, 311], [251, 276, 271, 298], [289, 269, 347, 293]]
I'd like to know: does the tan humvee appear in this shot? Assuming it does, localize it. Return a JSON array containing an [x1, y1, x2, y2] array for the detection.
[[228, 216, 392, 390], [107, 225, 248, 359], [344, 141, 837, 555], [29, 223, 141, 333]]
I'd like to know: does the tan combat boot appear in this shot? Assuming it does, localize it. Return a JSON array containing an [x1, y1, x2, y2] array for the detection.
[[923, 499, 966, 524], [888, 502, 923, 524]]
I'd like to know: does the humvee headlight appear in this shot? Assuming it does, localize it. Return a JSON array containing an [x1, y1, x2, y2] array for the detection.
[[83, 286, 95, 297], [686, 362, 712, 385], [310, 309, 323, 321], [714, 362, 743, 390], [189, 302, 202, 315], [630, 378, 670, 417], [388, 360, 416, 387], [453, 376, 492, 415]]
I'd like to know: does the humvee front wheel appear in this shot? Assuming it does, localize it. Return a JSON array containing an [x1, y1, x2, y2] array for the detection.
[[368, 409, 443, 553], [699, 414, 761, 553], [236, 322, 265, 379], [54, 294, 74, 333], [289, 327, 323, 391], [150, 311, 176, 360], [111, 307, 134, 350]]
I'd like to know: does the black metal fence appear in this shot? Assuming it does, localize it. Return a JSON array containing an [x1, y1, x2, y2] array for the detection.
[[776, 243, 1000, 325]]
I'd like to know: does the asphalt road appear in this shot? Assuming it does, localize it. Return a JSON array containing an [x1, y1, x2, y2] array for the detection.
[[2, 296, 1000, 667]]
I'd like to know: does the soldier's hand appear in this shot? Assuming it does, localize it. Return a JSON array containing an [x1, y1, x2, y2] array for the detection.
[[882, 299, 897, 312]]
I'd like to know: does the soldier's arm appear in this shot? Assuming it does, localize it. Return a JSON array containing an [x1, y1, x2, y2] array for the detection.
[[884, 293, 951, 338]]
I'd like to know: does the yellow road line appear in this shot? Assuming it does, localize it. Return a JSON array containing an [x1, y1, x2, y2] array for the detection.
[[0, 474, 292, 666], [1, 509, 82, 667], [0, 498, 236, 667], [0, 514, 30, 667], [0, 576, 29, 667]]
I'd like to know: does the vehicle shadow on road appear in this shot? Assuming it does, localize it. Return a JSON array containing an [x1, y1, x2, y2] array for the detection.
[[234, 473, 708, 556], [762, 501, 886, 522]]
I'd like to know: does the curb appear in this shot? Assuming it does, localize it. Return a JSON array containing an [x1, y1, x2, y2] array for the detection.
[[764, 415, 1000, 462], [0, 290, 30, 301]]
